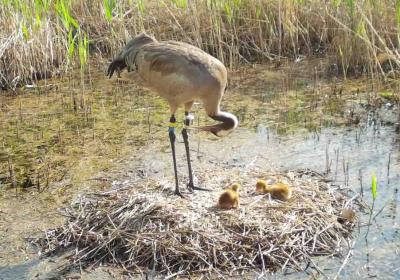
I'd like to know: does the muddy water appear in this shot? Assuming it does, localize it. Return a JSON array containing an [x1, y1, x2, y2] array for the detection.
[[0, 62, 399, 279]]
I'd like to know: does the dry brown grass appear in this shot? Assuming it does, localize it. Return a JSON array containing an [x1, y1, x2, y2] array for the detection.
[[1, 0, 400, 89]]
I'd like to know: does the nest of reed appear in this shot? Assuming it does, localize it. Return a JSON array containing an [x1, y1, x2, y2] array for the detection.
[[35, 168, 356, 277]]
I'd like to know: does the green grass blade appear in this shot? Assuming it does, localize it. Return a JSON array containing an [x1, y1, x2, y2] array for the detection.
[[55, 0, 79, 31], [22, 23, 29, 40], [137, 0, 145, 14], [371, 173, 377, 201], [171, 0, 187, 9], [224, 2, 233, 24], [68, 29, 76, 60], [104, 0, 116, 21]]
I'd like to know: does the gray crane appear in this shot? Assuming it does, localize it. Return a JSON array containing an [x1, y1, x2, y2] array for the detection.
[[107, 33, 238, 197]]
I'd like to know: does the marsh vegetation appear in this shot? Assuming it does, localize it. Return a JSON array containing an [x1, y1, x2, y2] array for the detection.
[[2, 0, 400, 88], [0, 0, 400, 279]]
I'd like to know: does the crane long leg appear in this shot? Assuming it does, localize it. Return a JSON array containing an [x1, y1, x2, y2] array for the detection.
[[168, 115, 183, 197], [182, 112, 209, 192], [181, 127, 194, 190]]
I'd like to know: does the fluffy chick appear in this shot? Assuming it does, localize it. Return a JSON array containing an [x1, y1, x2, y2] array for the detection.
[[218, 183, 240, 209], [256, 180, 292, 201]]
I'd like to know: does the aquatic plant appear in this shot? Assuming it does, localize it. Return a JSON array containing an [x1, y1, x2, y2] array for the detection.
[[365, 172, 378, 239], [371, 172, 377, 201]]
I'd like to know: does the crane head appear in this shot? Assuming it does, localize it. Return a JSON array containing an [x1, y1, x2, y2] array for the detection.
[[107, 32, 157, 79], [107, 59, 126, 78]]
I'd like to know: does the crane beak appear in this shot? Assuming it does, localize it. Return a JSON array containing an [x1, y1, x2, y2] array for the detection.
[[107, 59, 126, 79], [107, 61, 116, 78]]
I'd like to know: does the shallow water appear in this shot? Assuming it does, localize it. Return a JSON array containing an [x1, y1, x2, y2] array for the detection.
[[218, 125, 399, 279], [1, 62, 399, 279], [132, 108, 399, 279], [0, 261, 39, 280]]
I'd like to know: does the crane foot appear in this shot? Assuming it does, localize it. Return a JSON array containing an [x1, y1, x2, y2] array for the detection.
[[187, 182, 210, 192], [174, 189, 186, 198]]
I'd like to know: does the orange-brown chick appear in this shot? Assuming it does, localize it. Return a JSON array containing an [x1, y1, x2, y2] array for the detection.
[[218, 183, 240, 209], [256, 179, 268, 193], [256, 180, 292, 201]]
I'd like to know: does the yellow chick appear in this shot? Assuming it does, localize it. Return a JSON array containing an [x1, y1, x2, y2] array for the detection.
[[218, 183, 240, 209], [256, 180, 292, 201]]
